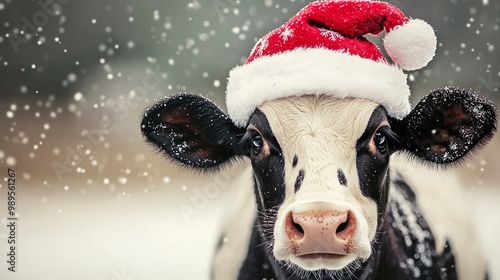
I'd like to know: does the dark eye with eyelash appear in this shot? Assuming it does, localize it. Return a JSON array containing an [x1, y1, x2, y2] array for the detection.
[[249, 131, 263, 156], [374, 130, 388, 154]]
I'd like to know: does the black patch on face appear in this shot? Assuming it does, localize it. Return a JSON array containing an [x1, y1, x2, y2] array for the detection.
[[356, 106, 392, 216], [294, 169, 305, 193], [292, 155, 298, 168], [243, 109, 286, 211], [238, 220, 284, 280], [337, 169, 347, 186]]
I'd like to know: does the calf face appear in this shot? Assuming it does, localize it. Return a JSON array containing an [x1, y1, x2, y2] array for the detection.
[[253, 96, 384, 271], [141, 87, 496, 274]]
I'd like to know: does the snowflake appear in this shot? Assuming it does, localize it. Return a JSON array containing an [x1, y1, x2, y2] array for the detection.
[[280, 26, 294, 42], [320, 29, 342, 41], [256, 37, 269, 56]]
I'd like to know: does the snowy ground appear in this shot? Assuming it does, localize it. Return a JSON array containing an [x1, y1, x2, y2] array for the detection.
[[0, 176, 224, 280], [0, 168, 499, 280]]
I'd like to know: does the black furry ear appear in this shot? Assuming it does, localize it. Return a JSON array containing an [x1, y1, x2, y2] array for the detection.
[[390, 86, 497, 165], [141, 93, 245, 169]]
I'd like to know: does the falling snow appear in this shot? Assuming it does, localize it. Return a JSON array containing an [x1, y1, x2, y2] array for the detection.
[[74, 92, 83, 101], [0, 1, 498, 279], [6, 156, 16, 166]]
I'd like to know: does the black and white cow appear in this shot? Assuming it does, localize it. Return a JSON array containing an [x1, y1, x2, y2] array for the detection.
[[141, 87, 497, 279]]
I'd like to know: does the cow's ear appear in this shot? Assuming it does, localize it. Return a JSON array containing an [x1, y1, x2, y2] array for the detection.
[[141, 93, 246, 169], [389, 87, 497, 165]]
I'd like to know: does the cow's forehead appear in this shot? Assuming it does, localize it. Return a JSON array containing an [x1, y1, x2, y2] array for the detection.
[[258, 95, 381, 149]]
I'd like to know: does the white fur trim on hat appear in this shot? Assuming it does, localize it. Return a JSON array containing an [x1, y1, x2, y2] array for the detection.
[[226, 48, 410, 127], [384, 19, 437, 71]]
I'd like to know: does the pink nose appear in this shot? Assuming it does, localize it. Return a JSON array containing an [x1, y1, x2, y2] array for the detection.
[[285, 210, 357, 256]]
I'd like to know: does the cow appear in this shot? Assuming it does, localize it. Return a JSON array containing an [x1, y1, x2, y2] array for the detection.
[[140, 1, 498, 279], [141, 89, 496, 280]]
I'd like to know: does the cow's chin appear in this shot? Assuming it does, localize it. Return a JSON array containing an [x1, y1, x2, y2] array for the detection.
[[287, 254, 359, 271], [274, 245, 371, 272]]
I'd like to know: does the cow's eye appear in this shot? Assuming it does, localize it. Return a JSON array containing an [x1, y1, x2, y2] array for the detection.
[[374, 131, 387, 153], [251, 132, 264, 155]]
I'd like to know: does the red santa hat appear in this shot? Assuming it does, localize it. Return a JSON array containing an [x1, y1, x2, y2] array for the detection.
[[226, 0, 437, 127]]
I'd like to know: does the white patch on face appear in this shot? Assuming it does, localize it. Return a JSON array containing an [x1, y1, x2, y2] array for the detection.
[[259, 95, 380, 271]]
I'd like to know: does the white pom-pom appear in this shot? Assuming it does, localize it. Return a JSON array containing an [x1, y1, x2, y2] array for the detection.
[[384, 19, 437, 71]]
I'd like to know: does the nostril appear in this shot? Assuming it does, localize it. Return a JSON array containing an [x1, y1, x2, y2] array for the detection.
[[293, 220, 305, 234], [286, 212, 305, 240], [335, 211, 356, 240], [336, 220, 348, 233]]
